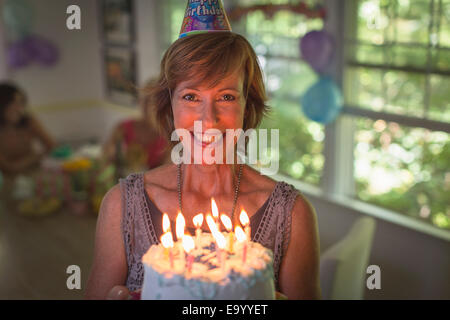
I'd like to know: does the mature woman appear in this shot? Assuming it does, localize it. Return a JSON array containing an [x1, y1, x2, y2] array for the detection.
[[0, 83, 55, 177], [86, 32, 321, 300]]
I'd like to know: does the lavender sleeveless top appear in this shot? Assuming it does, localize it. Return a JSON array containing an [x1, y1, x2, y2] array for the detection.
[[120, 173, 300, 292]]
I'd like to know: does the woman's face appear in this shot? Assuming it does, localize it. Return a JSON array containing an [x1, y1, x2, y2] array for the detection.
[[5, 92, 26, 125], [171, 70, 246, 164]]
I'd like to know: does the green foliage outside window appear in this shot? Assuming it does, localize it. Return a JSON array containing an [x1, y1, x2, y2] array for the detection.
[[350, 0, 450, 230], [245, 9, 325, 185]]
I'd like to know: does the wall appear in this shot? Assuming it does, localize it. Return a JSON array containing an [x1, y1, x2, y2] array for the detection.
[[308, 194, 450, 299], [6, 0, 104, 105], [0, 0, 161, 143]]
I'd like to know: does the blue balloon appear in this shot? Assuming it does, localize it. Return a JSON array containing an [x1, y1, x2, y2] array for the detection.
[[301, 76, 343, 125], [2, 0, 33, 40]]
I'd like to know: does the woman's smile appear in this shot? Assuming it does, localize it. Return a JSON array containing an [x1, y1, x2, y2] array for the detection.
[[190, 130, 225, 148]]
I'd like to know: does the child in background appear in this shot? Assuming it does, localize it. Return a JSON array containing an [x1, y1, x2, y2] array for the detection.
[[103, 79, 169, 177], [0, 82, 55, 177]]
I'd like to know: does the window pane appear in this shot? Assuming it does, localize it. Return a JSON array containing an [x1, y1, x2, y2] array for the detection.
[[395, 0, 430, 44], [354, 118, 450, 230], [347, 67, 426, 117], [439, 0, 450, 47], [432, 48, 450, 72], [429, 74, 450, 122], [346, 67, 384, 111], [244, 6, 324, 185], [391, 45, 428, 69], [383, 70, 426, 117], [260, 99, 324, 185]]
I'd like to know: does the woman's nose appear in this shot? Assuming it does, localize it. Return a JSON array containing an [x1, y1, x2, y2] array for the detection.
[[201, 99, 218, 128]]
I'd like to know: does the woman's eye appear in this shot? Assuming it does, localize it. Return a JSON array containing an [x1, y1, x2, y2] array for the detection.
[[221, 94, 235, 101], [182, 94, 196, 101]]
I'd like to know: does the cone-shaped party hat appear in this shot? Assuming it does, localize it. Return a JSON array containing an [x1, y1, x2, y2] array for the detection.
[[179, 0, 232, 38]]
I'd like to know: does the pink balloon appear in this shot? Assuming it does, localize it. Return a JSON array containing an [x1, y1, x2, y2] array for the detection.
[[300, 30, 334, 74]]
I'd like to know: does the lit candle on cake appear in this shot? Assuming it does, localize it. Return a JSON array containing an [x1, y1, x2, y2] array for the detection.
[[161, 232, 174, 268], [176, 212, 186, 268], [235, 226, 247, 264], [240, 209, 251, 241], [207, 214, 227, 273], [211, 198, 220, 231], [161, 213, 173, 266], [162, 213, 171, 233], [213, 229, 227, 274], [220, 214, 234, 253], [182, 234, 195, 275], [193, 213, 204, 249], [206, 214, 219, 234], [176, 212, 185, 241]]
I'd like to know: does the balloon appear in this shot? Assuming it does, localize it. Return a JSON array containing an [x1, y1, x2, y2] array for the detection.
[[2, 0, 33, 40], [301, 76, 343, 125], [300, 30, 334, 74], [7, 35, 60, 69], [7, 40, 33, 69], [27, 35, 60, 66]]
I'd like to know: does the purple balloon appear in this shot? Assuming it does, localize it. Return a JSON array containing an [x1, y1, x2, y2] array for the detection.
[[27, 35, 59, 66], [300, 30, 334, 74], [7, 40, 32, 69]]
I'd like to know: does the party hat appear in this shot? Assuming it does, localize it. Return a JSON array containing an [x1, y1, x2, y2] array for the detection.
[[179, 0, 232, 38]]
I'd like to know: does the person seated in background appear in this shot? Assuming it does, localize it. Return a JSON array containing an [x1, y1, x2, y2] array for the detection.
[[103, 79, 169, 177], [0, 82, 55, 177]]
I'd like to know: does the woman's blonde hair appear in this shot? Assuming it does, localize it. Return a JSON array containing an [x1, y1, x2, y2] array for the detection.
[[145, 32, 269, 142]]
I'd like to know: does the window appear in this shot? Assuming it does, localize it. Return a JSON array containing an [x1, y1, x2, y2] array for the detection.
[[344, 0, 450, 230]]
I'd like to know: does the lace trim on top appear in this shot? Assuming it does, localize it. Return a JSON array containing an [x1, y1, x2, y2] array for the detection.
[[120, 173, 299, 292]]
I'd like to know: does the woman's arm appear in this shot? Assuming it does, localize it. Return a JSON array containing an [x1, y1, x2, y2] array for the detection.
[[278, 195, 322, 300], [85, 184, 128, 299]]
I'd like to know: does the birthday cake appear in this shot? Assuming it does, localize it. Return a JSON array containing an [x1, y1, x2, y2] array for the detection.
[[141, 232, 275, 300]]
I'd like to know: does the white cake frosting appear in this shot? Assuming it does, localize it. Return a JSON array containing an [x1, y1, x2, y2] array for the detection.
[[141, 232, 275, 300]]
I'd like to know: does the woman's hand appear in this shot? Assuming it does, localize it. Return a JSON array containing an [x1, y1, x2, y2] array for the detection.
[[276, 291, 288, 300], [106, 286, 131, 300], [106, 286, 141, 300]]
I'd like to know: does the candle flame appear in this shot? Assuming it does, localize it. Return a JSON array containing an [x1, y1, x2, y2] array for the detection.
[[211, 198, 219, 219], [161, 232, 174, 248], [220, 214, 232, 231], [182, 234, 195, 253], [206, 214, 219, 234], [176, 212, 185, 240], [239, 209, 249, 226], [235, 226, 246, 242], [212, 229, 227, 249], [193, 213, 204, 228], [162, 213, 171, 233]]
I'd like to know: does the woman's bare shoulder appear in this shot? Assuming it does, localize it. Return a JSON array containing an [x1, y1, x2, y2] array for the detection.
[[98, 184, 123, 221]]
